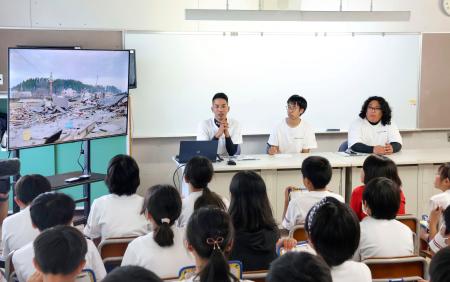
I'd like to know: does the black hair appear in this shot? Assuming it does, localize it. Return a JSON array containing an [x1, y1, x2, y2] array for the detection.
[[363, 177, 400, 220], [103, 266, 163, 282], [305, 197, 360, 267], [444, 206, 450, 235], [267, 252, 332, 282], [105, 154, 140, 196], [287, 95, 307, 111], [186, 207, 238, 282], [429, 247, 450, 282], [212, 93, 228, 103], [438, 163, 450, 181], [301, 156, 332, 189], [358, 96, 392, 126], [33, 225, 87, 276], [143, 184, 181, 247], [229, 171, 277, 232], [15, 174, 51, 205], [30, 192, 75, 231], [362, 154, 402, 187], [184, 156, 226, 211]]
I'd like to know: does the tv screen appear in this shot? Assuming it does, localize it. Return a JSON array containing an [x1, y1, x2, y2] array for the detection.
[[8, 48, 129, 150]]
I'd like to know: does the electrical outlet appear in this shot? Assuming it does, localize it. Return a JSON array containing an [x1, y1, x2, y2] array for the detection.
[[448, 132, 450, 142]]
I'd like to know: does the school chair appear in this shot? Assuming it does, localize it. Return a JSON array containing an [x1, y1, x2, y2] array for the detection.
[[338, 140, 348, 152], [76, 269, 96, 282], [97, 236, 137, 272], [178, 261, 243, 280], [4, 251, 17, 282], [362, 256, 428, 281], [289, 224, 308, 242], [396, 215, 419, 254], [419, 238, 434, 258], [242, 270, 268, 282]]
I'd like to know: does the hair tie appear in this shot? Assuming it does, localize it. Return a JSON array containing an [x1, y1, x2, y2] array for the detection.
[[206, 236, 224, 250], [161, 218, 170, 224], [306, 197, 330, 234]]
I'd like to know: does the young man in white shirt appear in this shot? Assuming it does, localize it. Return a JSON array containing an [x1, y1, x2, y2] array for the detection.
[[355, 177, 414, 261], [13, 192, 106, 282], [282, 156, 344, 231], [348, 96, 402, 155], [268, 95, 317, 154], [1, 174, 51, 260], [197, 93, 243, 156]]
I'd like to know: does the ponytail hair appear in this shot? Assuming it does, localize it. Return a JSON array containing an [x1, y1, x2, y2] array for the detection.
[[186, 207, 238, 282], [194, 187, 226, 211], [143, 185, 181, 247]]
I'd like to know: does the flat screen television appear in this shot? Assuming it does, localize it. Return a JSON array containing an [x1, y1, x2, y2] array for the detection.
[[8, 48, 130, 150]]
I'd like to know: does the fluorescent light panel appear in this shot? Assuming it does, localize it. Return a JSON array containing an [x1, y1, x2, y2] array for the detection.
[[185, 9, 411, 22]]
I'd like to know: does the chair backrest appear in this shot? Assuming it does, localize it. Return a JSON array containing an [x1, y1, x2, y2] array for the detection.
[[396, 215, 419, 254], [178, 261, 243, 280], [363, 256, 428, 281], [76, 269, 96, 282], [338, 140, 349, 152], [97, 236, 137, 272], [5, 250, 16, 282], [289, 225, 308, 242], [242, 270, 268, 282]]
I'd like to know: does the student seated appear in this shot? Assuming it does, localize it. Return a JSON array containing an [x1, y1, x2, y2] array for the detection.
[[84, 154, 150, 241], [428, 205, 450, 254], [427, 247, 450, 282], [267, 95, 317, 154], [282, 156, 344, 231], [27, 226, 87, 282], [1, 174, 51, 260], [354, 177, 414, 261], [305, 197, 372, 282], [228, 171, 279, 271], [103, 265, 163, 282], [182, 207, 251, 282], [350, 154, 406, 221], [13, 192, 106, 282], [178, 156, 228, 227], [266, 252, 332, 282], [121, 185, 194, 278]]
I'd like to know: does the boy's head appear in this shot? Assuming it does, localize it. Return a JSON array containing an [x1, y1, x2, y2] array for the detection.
[[105, 154, 140, 196], [267, 252, 332, 282], [305, 197, 360, 267], [301, 156, 332, 190], [103, 266, 163, 282], [363, 177, 400, 220], [33, 225, 87, 279], [30, 192, 75, 232], [362, 155, 402, 187], [435, 163, 450, 190], [184, 156, 213, 189], [429, 247, 450, 282], [211, 92, 229, 122], [286, 95, 307, 119], [15, 174, 51, 206]]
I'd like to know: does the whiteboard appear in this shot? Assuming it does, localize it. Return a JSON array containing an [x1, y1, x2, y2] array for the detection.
[[125, 32, 420, 138]]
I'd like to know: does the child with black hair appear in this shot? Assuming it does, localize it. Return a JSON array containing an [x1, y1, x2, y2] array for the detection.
[[1, 174, 51, 260], [428, 205, 450, 254], [121, 185, 194, 278], [178, 156, 228, 228], [27, 225, 87, 282], [305, 197, 371, 282], [13, 192, 106, 282], [104, 265, 163, 282], [84, 154, 150, 241], [282, 156, 344, 231], [354, 177, 414, 261], [267, 252, 332, 282], [427, 247, 450, 282], [183, 207, 251, 282]]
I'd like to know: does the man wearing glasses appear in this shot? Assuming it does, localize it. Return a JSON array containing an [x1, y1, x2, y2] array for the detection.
[[348, 96, 402, 155], [267, 95, 317, 155]]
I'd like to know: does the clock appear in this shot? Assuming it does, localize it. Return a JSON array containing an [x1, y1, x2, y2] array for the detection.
[[443, 0, 450, 16]]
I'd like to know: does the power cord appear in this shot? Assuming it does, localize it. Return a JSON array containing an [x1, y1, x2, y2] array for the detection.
[[172, 164, 185, 190], [77, 142, 85, 172]]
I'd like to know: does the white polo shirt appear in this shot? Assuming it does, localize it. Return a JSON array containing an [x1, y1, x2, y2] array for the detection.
[[1, 206, 39, 260], [84, 194, 150, 240], [348, 118, 402, 148], [282, 190, 344, 231], [197, 118, 243, 155], [13, 238, 106, 282], [331, 260, 372, 282], [354, 216, 414, 261], [429, 190, 450, 212], [121, 227, 194, 278], [268, 119, 317, 153]]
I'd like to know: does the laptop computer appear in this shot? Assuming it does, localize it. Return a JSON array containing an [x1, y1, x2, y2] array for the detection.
[[176, 140, 218, 164]]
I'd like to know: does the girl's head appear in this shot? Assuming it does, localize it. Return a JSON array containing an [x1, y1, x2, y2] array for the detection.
[[435, 163, 450, 191], [361, 154, 402, 187], [363, 177, 400, 220], [142, 185, 181, 247], [229, 171, 277, 232], [105, 154, 140, 196], [186, 207, 237, 282]]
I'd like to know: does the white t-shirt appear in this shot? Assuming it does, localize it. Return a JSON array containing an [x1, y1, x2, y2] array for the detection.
[[267, 119, 317, 153], [121, 227, 193, 278], [348, 118, 402, 148], [354, 216, 414, 261], [282, 190, 345, 231], [331, 260, 372, 282], [178, 191, 230, 228], [13, 238, 106, 282], [84, 194, 150, 240], [197, 118, 243, 155], [429, 190, 450, 212], [1, 206, 40, 260]]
